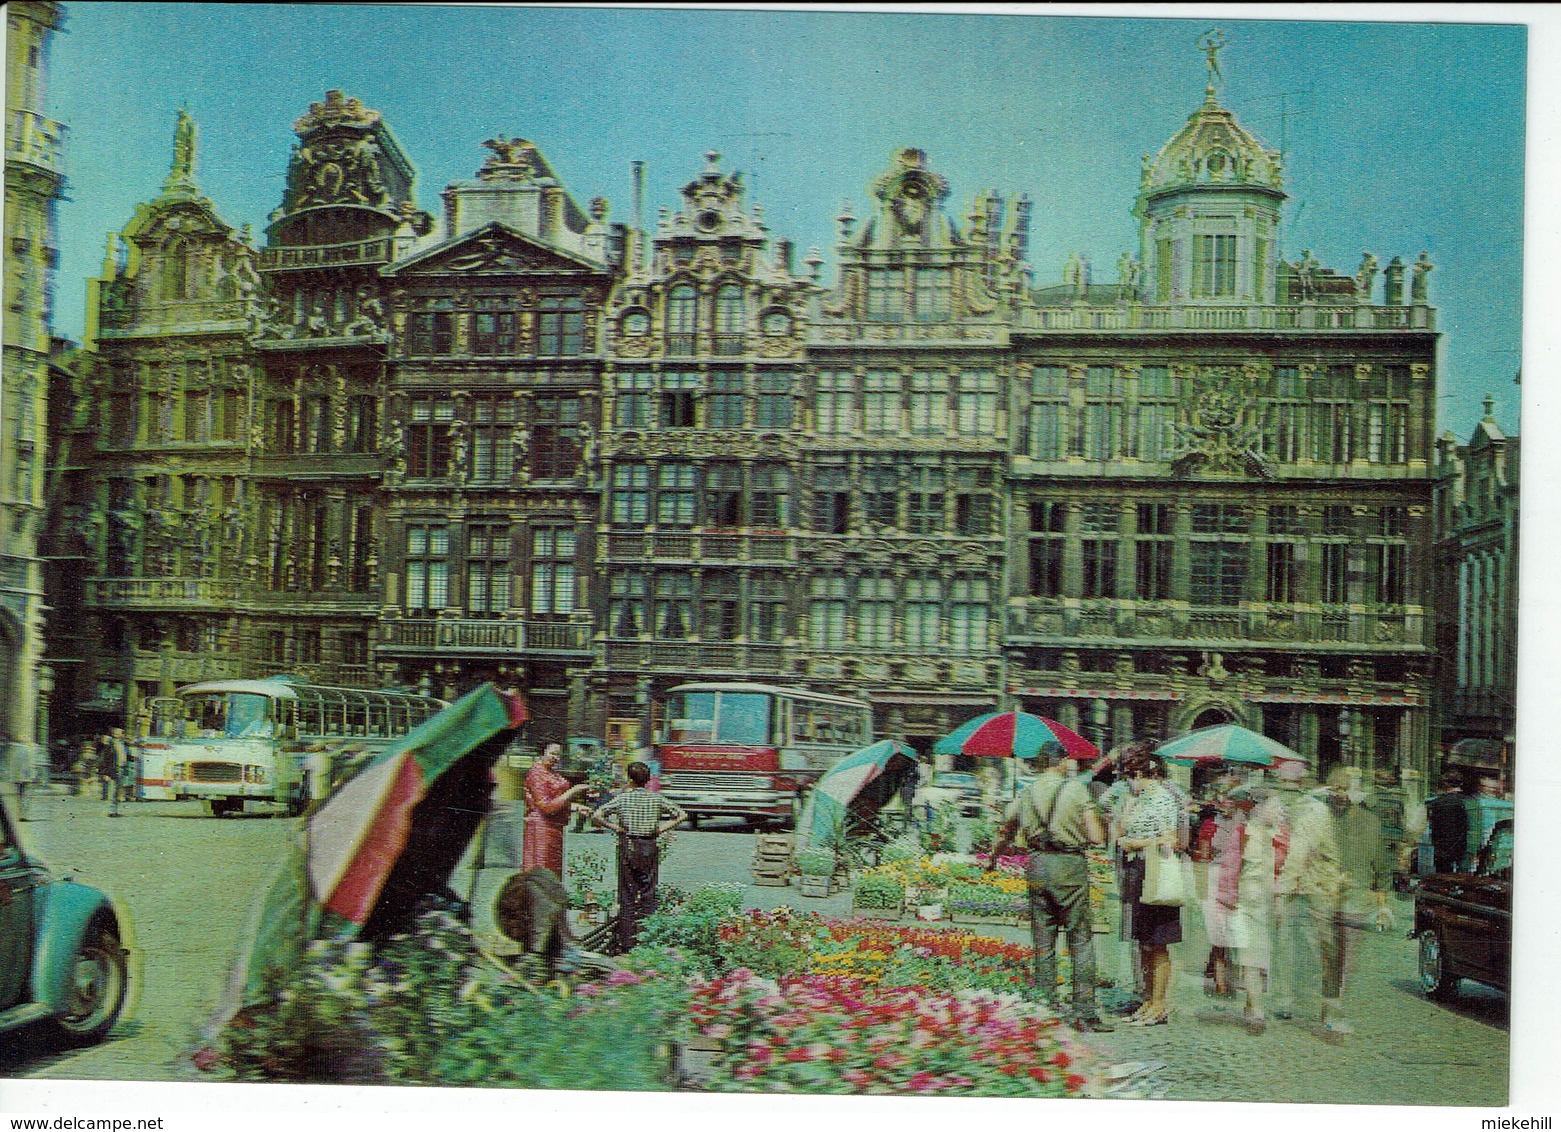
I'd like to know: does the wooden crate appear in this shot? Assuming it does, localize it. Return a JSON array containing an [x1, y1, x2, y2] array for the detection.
[[850, 903, 903, 921], [949, 911, 1023, 927], [797, 875, 838, 898]]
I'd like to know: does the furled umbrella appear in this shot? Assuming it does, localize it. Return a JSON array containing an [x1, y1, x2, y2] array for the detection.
[[1155, 724, 1304, 768], [933, 710, 1099, 761], [800, 738, 918, 848]]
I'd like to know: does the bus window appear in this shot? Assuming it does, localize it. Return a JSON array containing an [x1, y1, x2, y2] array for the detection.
[[224, 693, 274, 739], [713, 693, 772, 746], [666, 692, 715, 743]]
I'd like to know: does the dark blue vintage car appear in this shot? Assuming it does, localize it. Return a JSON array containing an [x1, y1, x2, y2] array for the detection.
[[1414, 818, 1512, 1000], [0, 791, 132, 1046]]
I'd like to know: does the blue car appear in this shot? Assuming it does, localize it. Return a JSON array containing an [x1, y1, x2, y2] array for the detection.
[[0, 790, 132, 1046]]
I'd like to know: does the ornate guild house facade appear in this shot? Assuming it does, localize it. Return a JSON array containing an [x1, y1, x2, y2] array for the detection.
[[44, 67, 1449, 779]]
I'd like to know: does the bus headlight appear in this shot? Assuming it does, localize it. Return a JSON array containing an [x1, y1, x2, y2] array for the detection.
[[245, 765, 270, 784]]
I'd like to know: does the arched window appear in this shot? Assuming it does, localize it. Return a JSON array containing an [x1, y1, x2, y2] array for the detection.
[[714, 285, 745, 355], [666, 285, 697, 356], [621, 310, 650, 336]]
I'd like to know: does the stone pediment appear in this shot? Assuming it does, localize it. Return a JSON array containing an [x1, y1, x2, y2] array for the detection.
[[386, 224, 605, 277]]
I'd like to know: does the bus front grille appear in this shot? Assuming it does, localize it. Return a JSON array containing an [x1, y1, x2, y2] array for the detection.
[[189, 761, 243, 783]]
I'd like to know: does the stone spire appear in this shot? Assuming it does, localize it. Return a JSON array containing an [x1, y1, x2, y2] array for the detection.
[[160, 108, 199, 199]]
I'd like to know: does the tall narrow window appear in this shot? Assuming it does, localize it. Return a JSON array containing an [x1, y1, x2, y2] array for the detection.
[[662, 371, 698, 428], [467, 523, 511, 616], [912, 268, 951, 322], [407, 396, 453, 478], [1193, 234, 1237, 298], [863, 370, 902, 434], [1029, 402, 1063, 460], [470, 396, 517, 482], [349, 505, 373, 592], [537, 295, 584, 356], [304, 396, 330, 454], [1190, 541, 1246, 606], [809, 575, 848, 646], [1321, 543, 1350, 604], [405, 524, 449, 613], [909, 370, 949, 436], [666, 286, 697, 356], [610, 571, 647, 636], [614, 371, 655, 428], [408, 311, 454, 354], [1030, 540, 1063, 597], [950, 577, 990, 650], [862, 467, 899, 529], [751, 463, 789, 528], [707, 371, 745, 427], [701, 571, 740, 639], [1377, 543, 1406, 606], [865, 269, 902, 321], [812, 467, 850, 534], [1082, 540, 1117, 598], [345, 395, 377, 453], [269, 400, 295, 454], [703, 463, 742, 527], [714, 285, 745, 355], [815, 371, 854, 434], [749, 573, 787, 642], [654, 572, 694, 638], [755, 372, 793, 428], [1136, 541, 1172, 600], [472, 307, 519, 355], [182, 390, 209, 443], [656, 463, 697, 527], [531, 394, 582, 479], [904, 574, 942, 646], [856, 573, 896, 647], [529, 525, 575, 617], [610, 463, 650, 525], [955, 370, 998, 435], [1265, 542, 1297, 603]]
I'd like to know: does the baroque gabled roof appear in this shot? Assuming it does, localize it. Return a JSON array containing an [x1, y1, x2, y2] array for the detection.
[[1140, 87, 1284, 199]]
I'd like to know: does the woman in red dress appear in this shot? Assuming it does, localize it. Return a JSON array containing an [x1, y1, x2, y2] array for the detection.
[[523, 743, 590, 877]]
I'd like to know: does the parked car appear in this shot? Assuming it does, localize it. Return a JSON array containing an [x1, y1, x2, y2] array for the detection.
[[0, 790, 132, 1046], [1413, 817, 1512, 1000]]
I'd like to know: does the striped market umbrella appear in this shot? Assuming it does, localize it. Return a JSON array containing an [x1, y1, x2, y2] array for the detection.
[[211, 682, 528, 1039], [306, 683, 529, 929], [933, 711, 1099, 761], [801, 739, 918, 848], [1156, 724, 1304, 768]]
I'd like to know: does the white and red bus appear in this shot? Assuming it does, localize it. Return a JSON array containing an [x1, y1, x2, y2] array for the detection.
[[655, 682, 873, 829]]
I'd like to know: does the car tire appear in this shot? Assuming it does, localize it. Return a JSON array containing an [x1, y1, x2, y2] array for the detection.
[[1418, 930, 1460, 1001], [49, 923, 128, 1048]]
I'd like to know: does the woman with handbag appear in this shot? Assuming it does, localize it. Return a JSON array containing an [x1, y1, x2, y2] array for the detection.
[[1115, 750, 1190, 1026]]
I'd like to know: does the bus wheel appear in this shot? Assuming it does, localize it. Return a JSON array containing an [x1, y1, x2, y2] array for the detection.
[[210, 798, 236, 818]]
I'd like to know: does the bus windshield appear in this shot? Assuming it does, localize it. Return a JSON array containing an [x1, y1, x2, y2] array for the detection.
[[665, 691, 773, 745], [185, 692, 274, 739]]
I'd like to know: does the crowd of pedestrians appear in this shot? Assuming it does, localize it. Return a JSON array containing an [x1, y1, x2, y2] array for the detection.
[[993, 739, 1405, 1041]]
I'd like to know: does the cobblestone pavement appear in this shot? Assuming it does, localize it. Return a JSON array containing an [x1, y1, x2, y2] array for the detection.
[[4, 797, 1509, 1107]]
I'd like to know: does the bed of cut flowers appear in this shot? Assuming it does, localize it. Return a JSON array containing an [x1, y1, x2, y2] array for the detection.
[[863, 854, 1031, 898], [686, 967, 1097, 1097]]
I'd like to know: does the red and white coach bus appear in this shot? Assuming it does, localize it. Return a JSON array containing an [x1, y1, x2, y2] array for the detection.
[[655, 682, 872, 829]]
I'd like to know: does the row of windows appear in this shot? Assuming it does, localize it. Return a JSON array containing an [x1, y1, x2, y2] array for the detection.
[[401, 394, 581, 480], [103, 388, 248, 447], [1028, 501, 1409, 538], [257, 627, 371, 667], [266, 396, 378, 454], [614, 370, 794, 429], [404, 522, 578, 616], [603, 569, 991, 649], [610, 463, 790, 528], [815, 369, 999, 435], [1027, 537, 1408, 605], [261, 497, 376, 593], [407, 296, 585, 356]]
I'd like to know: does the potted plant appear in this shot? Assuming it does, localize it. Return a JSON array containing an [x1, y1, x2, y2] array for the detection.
[[567, 848, 611, 925], [794, 848, 837, 897], [851, 873, 905, 920]]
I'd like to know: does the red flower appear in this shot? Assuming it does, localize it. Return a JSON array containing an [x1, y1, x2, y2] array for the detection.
[[1051, 1051, 1071, 1068], [1066, 1074, 1088, 1092], [1028, 1066, 1052, 1083]]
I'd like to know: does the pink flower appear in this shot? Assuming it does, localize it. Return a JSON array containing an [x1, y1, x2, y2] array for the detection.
[[907, 1071, 938, 1093], [605, 968, 642, 986], [842, 1068, 873, 1088], [703, 1024, 732, 1039]]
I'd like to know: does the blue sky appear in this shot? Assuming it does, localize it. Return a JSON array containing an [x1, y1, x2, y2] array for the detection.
[[43, 4, 1526, 435]]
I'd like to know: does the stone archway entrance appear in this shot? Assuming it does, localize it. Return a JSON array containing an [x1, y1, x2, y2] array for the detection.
[[1190, 705, 1235, 730]]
